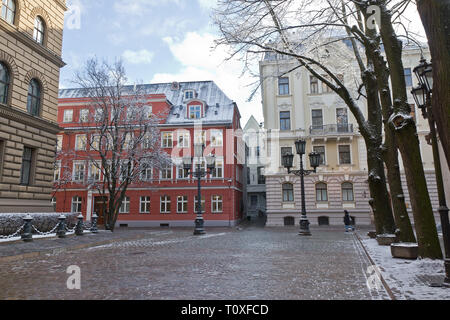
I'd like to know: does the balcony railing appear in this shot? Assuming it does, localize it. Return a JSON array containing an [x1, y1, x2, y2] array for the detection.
[[309, 124, 354, 136]]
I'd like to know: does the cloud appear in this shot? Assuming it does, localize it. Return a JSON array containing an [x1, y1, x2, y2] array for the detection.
[[113, 0, 184, 16], [152, 32, 262, 125], [122, 49, 155, 64]]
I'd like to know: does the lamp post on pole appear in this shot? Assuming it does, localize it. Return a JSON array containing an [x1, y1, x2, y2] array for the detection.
[[412, 57, 450, 287], [183, 143, 215, 236], [282, 139, 321, 236]]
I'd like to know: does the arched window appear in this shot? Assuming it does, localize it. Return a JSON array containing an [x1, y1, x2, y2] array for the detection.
[[342, 182, 354, 201], [316, 182, 328, 202], [33, 16, 45, 44], [0, 62, 10, 104], [27, 79, 41, 116], [1, 0, 15, 25], [282, 183, 294, 202]]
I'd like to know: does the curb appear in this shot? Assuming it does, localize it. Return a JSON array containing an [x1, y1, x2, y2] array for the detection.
[[0, 233, 149, 263], [354, 232, 397, 300]]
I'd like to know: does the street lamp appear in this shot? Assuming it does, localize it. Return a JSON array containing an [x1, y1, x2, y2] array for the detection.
[[411, 58, 450, 287], [282, 139, 321, 236], [183, 143, 215, 235]]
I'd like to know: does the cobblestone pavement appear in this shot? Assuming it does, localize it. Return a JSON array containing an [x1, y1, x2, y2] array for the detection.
[[0, 223, 390, 300]]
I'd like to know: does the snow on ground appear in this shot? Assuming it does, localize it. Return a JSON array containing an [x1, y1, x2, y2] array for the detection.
[[362, 238, 450, 300]]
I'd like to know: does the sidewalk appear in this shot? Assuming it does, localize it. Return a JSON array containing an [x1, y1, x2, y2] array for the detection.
[[0, 228, 163, 263]]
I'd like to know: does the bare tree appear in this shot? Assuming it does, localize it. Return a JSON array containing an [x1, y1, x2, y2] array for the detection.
[[70, 58, 171, 231]]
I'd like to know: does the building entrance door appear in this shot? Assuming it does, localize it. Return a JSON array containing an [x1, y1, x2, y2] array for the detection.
[[94, 196, 108, 226]]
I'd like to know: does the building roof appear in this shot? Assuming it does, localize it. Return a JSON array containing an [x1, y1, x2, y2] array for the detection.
[[59, 81, 237, 125]]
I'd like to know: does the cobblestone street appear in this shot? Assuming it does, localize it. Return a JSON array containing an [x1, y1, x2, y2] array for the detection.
[[0, 223, 390, 300]]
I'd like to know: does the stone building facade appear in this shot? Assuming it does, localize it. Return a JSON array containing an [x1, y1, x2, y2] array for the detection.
[[0, 0, 66, 213], [260, 40, 441, 227]]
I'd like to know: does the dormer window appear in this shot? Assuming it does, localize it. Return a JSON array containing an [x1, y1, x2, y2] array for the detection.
[[189, 105, 202, 119], [185, 90, 195, 100]]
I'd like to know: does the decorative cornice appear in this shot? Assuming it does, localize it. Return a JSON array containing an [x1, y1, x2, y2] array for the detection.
[[0, 104, 61, 134], [0, 21, 65, 68]]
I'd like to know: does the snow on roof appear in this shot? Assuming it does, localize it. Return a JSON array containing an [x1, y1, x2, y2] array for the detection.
[[59, 81, 236, 125]]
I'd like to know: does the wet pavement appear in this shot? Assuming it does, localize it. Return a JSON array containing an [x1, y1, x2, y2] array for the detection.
[[0, 222, 390, 300]]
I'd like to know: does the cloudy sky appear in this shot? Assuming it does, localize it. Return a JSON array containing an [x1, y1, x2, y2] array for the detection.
[[61, 0, 262, 127], [61, 0, 426, 127]]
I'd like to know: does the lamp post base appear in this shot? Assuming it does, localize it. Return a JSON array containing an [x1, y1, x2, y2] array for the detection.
[[194, 216, 206, 236], [299, 218, 312, 236]]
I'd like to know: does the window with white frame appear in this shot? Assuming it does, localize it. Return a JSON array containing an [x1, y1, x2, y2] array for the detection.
[[63, 109, 73, 123], [79, 109, 89, 123], [94, 108, 104, 122], [321, 75, 333, 93], [119, 197, 130, 214], [144, 105, 153, 118], [54, 161, 61, 181], [211, 130, 223, 147], [71, 196, 82, 213], [177, 132, 190, 148], [212, 158, 224, 178], [140, 164, 152, 181], [161, 132, 173, 148], [140, 196, 151, 214], [194, 196, 205, 213], [160, 195, 171, 214], [1, 0, 16, 25], [51, 197, 56, 210], [160, 164, 172, 180], [73, 161, 85, 182], [212, 195, 223, 213], [338, 145, 351, 165], [119, 161, 132, 181], [194, 130, 206, 144], [313, 146, 326, 165], [185, 90, 195, 100], [177, 196, 188, 214], [342, 182, 354, 202], [33, 16, 45, 44], [177, 164, 188, 179], [88, 162, 101, 182], [91, 135, 101, 150], [310, 76, 319, 94], [316, 183, 328, 202], [193, 158, 207, 176], [75, 134, 87, 151], [189, 105, 202, 119]]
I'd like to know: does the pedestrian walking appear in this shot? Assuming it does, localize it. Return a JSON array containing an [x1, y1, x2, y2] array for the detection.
[[344, 210, 352, 232]]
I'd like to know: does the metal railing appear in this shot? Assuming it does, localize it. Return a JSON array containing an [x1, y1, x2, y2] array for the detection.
[[309, 124, 354, 135]]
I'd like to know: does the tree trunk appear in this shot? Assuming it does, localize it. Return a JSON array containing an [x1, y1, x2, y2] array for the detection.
[[378, 1, 442, 259], [417, 0, 450, 169]]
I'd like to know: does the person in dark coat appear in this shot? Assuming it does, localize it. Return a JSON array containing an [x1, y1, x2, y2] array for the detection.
[[344, 210, 352, 232]]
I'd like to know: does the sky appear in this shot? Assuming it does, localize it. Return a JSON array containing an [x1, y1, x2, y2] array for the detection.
[[61, 0, 263, 127], [60, 0, 427, 128]]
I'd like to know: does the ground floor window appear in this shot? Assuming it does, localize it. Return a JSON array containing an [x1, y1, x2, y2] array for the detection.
[[284, 216, 295, 226], [71, 196, 82, 213], [316, 183, 328, 202], [119, 197, 130, 214], [342, 182, 354, 202], [177, 196, 188, 213], [283, 183, 294, 202], [140, 196, 150, 214], [212, 195, 223, 213], [160, 195, 171, 213], [318, 216, 330, 226]]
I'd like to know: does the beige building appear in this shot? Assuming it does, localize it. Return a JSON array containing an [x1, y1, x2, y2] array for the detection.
[[260, 39, 441, 227], [0, 0, 66, 213]]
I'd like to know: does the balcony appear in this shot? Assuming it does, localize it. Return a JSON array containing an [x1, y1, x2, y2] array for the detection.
[[309, 124, 354, 136]]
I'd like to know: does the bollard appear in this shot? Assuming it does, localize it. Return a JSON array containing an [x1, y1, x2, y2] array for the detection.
[[57, 215, 67, 238], [90, 213, 99, 234], [21, 214, 33, 242], [75, 214, 84, 236]]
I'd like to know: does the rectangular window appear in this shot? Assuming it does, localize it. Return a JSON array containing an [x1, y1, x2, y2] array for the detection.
[[63, 109, 73, 123], [404, 68, 413, 87], [316, 185, 328, 202], [73, 161, 85, 182], [281, 147, 292, 157], [177, 196, 188, 213], [20, 147, 35, 185], [75, 134, 87, 151], [311, 110, 323, 129], [185, 91, 195, 100], [310, 76, 319, 94], [339, 145, 351, 165], [177, 165, 188, 179], [313, 146, 326, 165], [140, 196, 151, 214], [71, 196, 82, 213], [119, 197, 130, 214], [94, 108, 104, 122], [160, 165, 173, 180], [145, 105, 153, 119], [177, 132, 190, 148], [336, 108, 349, 132], [0, 140, 4, 179], [280, 111, 291, 131], [211, 130, 223, 147], [257, 167, 265, 184], [88, 162, 101, 182], [212, 195, 223, 213], [189, 105, 202, 119], [321, 75, 333, 93], [141, 164, 152, 181], [278, 77, 290, 95], [79, 109, 89, 123], [160, 196, 171, 214], [161, 132, 173, 148], [212, 158, 224, 178], [194, 196, 206, 213]]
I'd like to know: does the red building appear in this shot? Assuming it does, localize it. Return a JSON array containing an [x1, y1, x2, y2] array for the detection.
[[54, 81, 245, 227]]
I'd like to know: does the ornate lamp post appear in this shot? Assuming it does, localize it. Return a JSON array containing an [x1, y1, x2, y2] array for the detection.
[[183, 143, 215, 236], [282, 139, 321, 236], [412, 58, 450, 287]]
